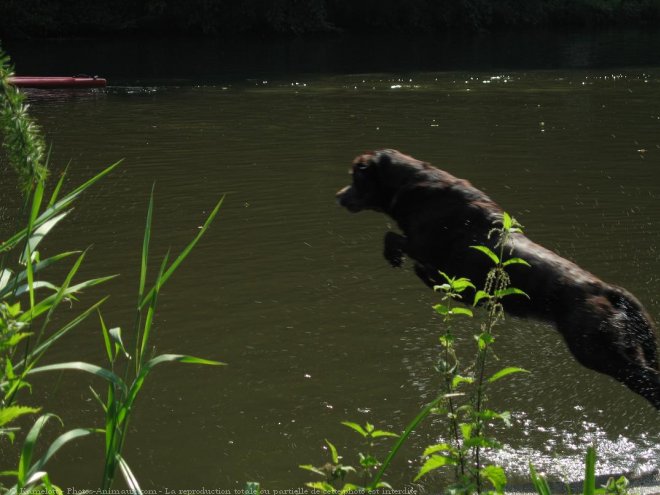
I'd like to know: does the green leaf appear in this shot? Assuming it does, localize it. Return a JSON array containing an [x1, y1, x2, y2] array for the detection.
[[20, 211, 70, 265], [12, 281, 60, 298], [18, 275, 118, 322], [116, 454, 143, 495], [464, 436, 501, 449], [433, 304, 449, 316], [422, 443, 453, 457], [47, 161, 70, 207], [98, 310, 114, 364], [0, 252, 79, 300], [299, 464, 326, 477], [502, 212, 512, 230], [0, 269, 12, 293], [341, 421, 368, 438], [109, 327, 130, 359], [245, 482, 260, 495], [476, 409, 513, 426], [368, 394, 447, 491], [27, 362, 127, 397], [476, 332, 495, 350], [488, 367, 530, 383], [371, 430, 399, 439], [7, 301, 21, 317], [138, 249, 169, 366], [139, 184, 155, 305], [1, 331, 32, 348], [473, 290, 491, 306], [470, 245, 500, 265], [140, 196, 224, 308], [174, 355, 226, 366], [451, 375, 474, 388], [494, 287, 529, 300], [340, 483, 364, 495], [325, 439, 339, 464], [42, 473, 63, 495], [359, 453, 379, 469], [481, 465, 507, 494], [13, 297, 110, 371], [451, 307, 473, 317], [503, 257, 531, 268], [414, 455, 456, 481], [305, 481, 334, 493], [451, 278, 475, 292], [41, 161, 121, 220], [460, 423, 473, 441], [0, 406, 40, 427], [1, 161, 120, 254], [117, 354, 225, 425], [498, 410, 512, 427], [25, 428, 93, 482], [18, 414, 60, 486]]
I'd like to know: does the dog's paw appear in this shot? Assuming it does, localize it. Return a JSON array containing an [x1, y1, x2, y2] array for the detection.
[[383, 231, 406, 267], [414, 263, 437, 289], [385, 250, 404, 267]]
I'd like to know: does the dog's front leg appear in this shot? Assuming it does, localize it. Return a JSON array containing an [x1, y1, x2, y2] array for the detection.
[[384, 231, 407, 267]]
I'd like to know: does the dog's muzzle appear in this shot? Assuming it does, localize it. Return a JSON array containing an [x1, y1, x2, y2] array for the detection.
[[336, 185, 362, 212]]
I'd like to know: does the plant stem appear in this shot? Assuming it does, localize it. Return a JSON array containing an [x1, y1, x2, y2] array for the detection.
[[442, 299, 465, 478], [369, 395, 445, 490]]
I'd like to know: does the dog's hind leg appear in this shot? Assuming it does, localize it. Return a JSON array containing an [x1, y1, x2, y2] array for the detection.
[[557, 294, 660, 409]]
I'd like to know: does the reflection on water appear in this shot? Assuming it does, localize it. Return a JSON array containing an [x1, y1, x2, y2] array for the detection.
[[492, 409, 659, 478], [1, 42, 659, 491]]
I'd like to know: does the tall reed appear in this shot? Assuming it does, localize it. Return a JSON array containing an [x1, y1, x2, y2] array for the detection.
[[1, 45, 224, 493]]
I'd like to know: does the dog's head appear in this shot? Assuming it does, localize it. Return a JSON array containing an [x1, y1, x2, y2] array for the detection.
[[336, 149, 430, 213]]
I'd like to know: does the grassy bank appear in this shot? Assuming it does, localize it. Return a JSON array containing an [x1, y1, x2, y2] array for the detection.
[[1, 0, 660, 38]]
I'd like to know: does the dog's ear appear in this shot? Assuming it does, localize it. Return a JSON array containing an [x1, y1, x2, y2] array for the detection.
[[374, 149, 396, 167], [353, 152, 378, 171]]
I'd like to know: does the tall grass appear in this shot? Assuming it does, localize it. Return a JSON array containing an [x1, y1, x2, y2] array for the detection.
[[0, 45, 224, 493]]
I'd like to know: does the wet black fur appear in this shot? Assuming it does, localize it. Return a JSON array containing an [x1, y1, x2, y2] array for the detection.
[[336, 149, 660, 409]]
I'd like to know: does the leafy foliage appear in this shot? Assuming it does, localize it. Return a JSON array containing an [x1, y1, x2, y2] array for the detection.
[[300, 422, 398, 493], [0, 46, 224, 492], [0, 47, 47, 193]]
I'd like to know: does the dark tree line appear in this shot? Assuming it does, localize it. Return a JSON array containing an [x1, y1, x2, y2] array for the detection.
[[1, 0, 659, 38]]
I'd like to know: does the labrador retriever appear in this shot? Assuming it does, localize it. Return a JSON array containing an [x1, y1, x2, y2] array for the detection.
[[336, 148, 660, 409]]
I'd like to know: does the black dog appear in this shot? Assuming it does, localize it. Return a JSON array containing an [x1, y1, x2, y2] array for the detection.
[[336, 149, 660, 409]]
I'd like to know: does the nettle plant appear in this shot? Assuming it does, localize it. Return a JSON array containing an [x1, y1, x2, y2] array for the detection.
[[299, 421, 399, 494], [301, 213, 531, 495], [416, 212, 530, 494]]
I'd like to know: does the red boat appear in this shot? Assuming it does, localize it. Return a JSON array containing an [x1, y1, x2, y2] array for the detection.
[[8, 76, 107, 88]]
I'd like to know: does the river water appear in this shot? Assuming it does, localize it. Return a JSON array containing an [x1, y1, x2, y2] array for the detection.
[[1, 32, 660, 491]]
